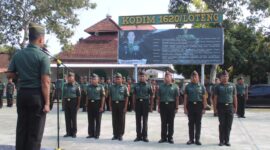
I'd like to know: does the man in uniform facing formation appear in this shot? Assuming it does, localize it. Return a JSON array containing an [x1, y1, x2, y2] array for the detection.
[[63, 72, 81, 138], [214, 70, 237, 146], [6, 78, 16, 107], [236, 77, 248, 118], [184, 71, 207, 145], [0, 79, 4, 108], [109, 73, 129, 141], [80, 76, 88, 112], [133, 71, 153, 142], [157, 71, 179, 144], [86, 73, 105, 139], [7, 22, 51, 150]]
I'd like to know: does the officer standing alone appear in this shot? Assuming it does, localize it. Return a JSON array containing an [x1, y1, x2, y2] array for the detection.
[[236, 77, 248, 118], [133, 71, 153, 142], [86, 74, 105, 139], [63, 72, 81, 138], [214, 70, 237, 146], [6, 78, 16, 107], [184, 71, 207, 145], [157, 71, 179, 144], [109, 73, 129, 141], [7, 22, 51, 150]]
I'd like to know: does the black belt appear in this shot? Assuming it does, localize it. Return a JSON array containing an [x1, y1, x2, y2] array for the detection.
[[65, 98, 76, 101], [218, 103, 232, 106], [112, 100, 124, 104], [237, 94, 245, 96], [160, 101, 174, 104], [88, 99, 100, 103], [137, 98, 149, 102], [188, 101, 202, 104]]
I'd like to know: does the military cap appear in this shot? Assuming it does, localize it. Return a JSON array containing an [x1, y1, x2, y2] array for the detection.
[[91, 73, 99, 78], [139, 70, 146, 76], [191, 70, 199, 76], [165, 71, 172, 76], [221, 70, 229, 76], [115, 73, 122, 78], [68, 72, 75, 77], [29, 22, 45, 37], [237, 77, 244, 80]]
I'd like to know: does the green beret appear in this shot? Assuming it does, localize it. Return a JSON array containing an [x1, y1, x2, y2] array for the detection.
[[115, 73, 122, 78], [221, 70, 229, 76], [191, 70, 199, 76], [91, 73, 99, 78], [29, 22, 45, 37], [237, 77, 243, 80], [68, 72, 75, 77]]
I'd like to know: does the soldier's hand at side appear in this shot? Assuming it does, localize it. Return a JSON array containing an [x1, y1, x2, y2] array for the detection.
[[43, 104, 50, 113], [123, 107, 127, 113], [76, 106, 80, 111], [99, 107, 104, 113], [150, 108, 153, 113], [234, 108, 237, 114], [175, 109, 178, 114], [202, 109, 206, 115], [109, 106, 112, 111], [158, 107, 160, 113]]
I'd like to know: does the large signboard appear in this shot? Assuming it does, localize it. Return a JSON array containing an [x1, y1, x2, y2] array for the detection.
[[118, 28, 224, 65], [119, 13, 223, 26]]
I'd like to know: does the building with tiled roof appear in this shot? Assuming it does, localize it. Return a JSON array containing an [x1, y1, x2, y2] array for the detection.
[[51, 16, 174, 80]]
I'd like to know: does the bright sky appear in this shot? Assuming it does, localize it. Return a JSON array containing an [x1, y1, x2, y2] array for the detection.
[[46, 0, 174, 55]]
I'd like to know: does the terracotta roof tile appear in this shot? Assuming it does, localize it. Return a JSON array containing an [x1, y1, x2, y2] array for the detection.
[[84, 17, 121, 34]]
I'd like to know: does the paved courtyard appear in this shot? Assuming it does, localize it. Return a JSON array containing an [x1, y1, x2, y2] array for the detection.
[[0, 102, 270, 150]]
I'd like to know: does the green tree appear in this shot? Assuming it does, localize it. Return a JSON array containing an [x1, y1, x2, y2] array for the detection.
[[0, 0, 96, 48]]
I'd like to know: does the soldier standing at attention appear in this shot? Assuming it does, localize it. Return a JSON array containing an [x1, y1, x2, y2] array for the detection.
[[63, 72, 81, 138], [133, 71, 153, 142], [0, 79, 4, 108], [214, 70, 237, 146], [80, 76, 88, 112], [6, 78, 16, 107], [109, 73, 129, 141], [7, 22, 51, 150], [184, 71, 207, 145], [236, 77, 248, 118], [157, 71, 179, 144], [86, 73, 105, 139]]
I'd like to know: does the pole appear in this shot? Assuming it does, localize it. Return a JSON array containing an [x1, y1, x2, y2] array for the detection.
[[56, 62, 61, 150], [134, 64, 138, 83], [201, 64, 205, 85]]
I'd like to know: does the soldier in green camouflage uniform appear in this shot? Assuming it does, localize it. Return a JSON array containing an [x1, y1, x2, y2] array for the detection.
[[6, 78, 15, 107], [157, 71, 179, 144], [236, 77, 248, 118], [184, 71, 207, 145], [63, 72, 81, 138], [86, 74, 105, 139], [214, 71, 237, 146], [109, 73, 129, 141]]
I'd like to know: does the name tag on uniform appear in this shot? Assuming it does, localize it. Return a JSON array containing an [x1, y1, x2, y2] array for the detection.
[[193, 102, 197, 104], [140, 99, 143, 102], [165, 102, 169, 104], [225, 103, 229, 106], [67, 98, 71, 101], [91, 100, 95, 103], [115, 101, 119, 104]]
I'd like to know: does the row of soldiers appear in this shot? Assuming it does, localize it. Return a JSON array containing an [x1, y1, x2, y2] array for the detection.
[[0, 78, 16, 108], [60, 69, 245, 146]]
